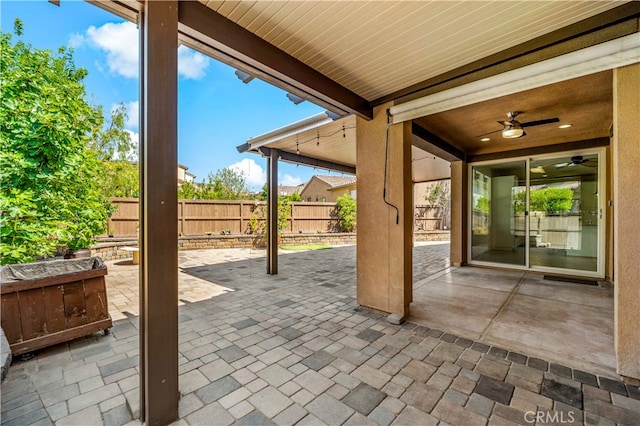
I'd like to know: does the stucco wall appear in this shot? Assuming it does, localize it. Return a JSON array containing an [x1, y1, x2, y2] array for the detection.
[[613, 63, 640, 380], [450, 161, 468, 267], [356, 103, 413, 317]]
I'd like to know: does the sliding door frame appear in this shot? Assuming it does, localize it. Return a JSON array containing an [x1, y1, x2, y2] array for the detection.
[[467, 147, 606, 278]]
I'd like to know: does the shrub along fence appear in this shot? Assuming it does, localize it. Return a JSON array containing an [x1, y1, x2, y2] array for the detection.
[[104, 198, 447, 237]]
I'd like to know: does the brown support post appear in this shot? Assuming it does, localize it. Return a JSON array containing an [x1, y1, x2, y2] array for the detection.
[[267, 149, 278, 274], [141, 1, 179, 424], [138, 9, 146, 422]]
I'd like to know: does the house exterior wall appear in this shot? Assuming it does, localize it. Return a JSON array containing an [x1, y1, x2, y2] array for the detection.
[[356, 103, 413, 318], [300, 177, 334, 202], [328, 184, 357, 200], [613, 63, 640, 380]]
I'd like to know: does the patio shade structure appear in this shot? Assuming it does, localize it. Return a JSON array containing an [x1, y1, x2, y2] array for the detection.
[[238, 112, 452, 274], [84, 1, 640, 424]]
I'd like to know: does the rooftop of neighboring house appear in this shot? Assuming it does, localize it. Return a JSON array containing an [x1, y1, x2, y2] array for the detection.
[[313, 175, 356, 188], [277, 184, 305, 196]]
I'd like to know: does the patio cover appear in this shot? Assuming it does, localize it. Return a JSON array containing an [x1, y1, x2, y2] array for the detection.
[[238, 112, 451, 183]]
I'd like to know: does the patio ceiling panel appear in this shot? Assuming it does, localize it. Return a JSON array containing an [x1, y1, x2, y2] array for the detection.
[[244, 115, 357, 172], [242, 114, 452, 182], [200, 1, 623, 101]]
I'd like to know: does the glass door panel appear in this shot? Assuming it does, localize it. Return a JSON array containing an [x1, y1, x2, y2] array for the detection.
[[471, 161, 526, 266], [529, 154, 599, 272]]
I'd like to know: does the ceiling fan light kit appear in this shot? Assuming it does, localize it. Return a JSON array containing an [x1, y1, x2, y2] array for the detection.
[[502, 125, 524, 139], [476, 111, 559, 140]]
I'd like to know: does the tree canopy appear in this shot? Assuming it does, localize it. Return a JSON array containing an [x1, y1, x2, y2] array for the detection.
[[178, 168, 251, 200], [1, 20, 113, 264]]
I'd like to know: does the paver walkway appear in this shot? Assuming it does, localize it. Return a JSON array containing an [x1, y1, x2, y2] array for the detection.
[[1, 243, 639, 425]]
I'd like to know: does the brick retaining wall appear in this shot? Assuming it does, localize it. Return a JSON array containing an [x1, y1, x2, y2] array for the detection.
[[92, 231, 449, 261]]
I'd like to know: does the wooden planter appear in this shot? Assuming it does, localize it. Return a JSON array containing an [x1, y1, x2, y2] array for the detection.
[[0, 257, 112, 356]]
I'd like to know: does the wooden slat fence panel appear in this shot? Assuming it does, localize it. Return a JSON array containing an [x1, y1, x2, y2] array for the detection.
[[104, 198, 447, 237]]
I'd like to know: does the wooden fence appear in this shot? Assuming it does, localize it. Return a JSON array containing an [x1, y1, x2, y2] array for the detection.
[[105, 198, 447, 237]]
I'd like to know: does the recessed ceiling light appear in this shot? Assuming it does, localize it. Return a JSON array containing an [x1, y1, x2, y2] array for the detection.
[[480, 137, 491, 142], [559, 124, 572, 129]]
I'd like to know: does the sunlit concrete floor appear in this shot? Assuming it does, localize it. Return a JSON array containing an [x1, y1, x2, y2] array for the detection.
[[409, 249, 615, 378]]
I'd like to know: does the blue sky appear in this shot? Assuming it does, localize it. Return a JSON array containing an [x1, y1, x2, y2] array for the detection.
[[1, 0, 349, 189]]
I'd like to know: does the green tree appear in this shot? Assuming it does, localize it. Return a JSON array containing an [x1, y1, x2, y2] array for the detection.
[[513, 187, 574, 214], [101, 160, 139, 198], [91, 103, 135, 161], [194, 168, 249, 200], [177, 181, 198, 200], [0, 21, 112, 264], [335, 194, 356, 232], [258, 183, 268, 201], [424, 181, 449, 207], [90, 103, 139, 199], [475, 196, 490, 213], [286, 192, 302, 202]]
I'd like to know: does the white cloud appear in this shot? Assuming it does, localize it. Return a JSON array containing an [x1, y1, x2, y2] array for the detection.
[[228, 159, 266, 188], [77, 22, 209, 80], [125, 101, 139, 130], [178, 46, 210, 80], [280, 174, 303, 186], [86, 22, 139, 78], [68, 33, 85, 48]]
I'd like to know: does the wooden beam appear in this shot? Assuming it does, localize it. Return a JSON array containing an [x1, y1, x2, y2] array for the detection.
[[177, 1, 372, 119], [137, 8, 146, 421], [375, 2, 640, 106], [466, 138, 610, 163], [258, 147, 356, 175], [412, 123, 465, 162], [141, 1, 179, 424], [267, 149, 278, 275]]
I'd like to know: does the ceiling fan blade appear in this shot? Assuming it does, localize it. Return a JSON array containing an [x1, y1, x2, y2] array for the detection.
[[554, 162, 570, 168], [475, 129, 502, 138], [521, 117, 560, 127], [497, 120, 511, 126]]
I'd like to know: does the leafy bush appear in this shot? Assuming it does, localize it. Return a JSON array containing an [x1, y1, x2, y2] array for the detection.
[[247, 200, 290, 235], [424, 181, 449, 207], [335, 194, 356, 232], [1, 21, 112, 263], [513, 187, 574, 214], [475, 196, 490, 213]]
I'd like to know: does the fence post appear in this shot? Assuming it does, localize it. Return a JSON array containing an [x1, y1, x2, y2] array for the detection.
[[180, 200, 185, 235], [290, 202, 295, 233], [239, 200, 244, 234]]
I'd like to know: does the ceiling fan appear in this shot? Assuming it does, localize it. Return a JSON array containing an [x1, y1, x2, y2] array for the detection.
[[553, 155, 598, 168], [477, 112, 560, 139]]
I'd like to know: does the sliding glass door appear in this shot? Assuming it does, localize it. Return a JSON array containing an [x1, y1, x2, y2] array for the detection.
[[529, 153, 600, 272], [471, 160, 527, 267], [470, 150, 604, 277]]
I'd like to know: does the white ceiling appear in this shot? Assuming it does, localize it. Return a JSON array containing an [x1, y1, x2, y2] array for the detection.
[[200, 1, 622, 101]]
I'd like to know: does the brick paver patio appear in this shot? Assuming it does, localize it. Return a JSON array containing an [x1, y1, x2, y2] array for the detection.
[[1, 243, 639, 425]]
